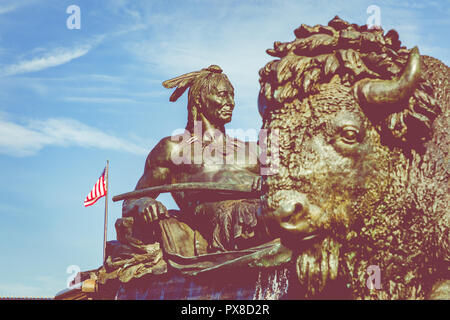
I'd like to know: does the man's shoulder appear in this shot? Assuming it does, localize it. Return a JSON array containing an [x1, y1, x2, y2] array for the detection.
[[157, 135, 177, 147], [157, 132, 192, 148], [147, 134, 190, 164], [148, 137, 172, 157]]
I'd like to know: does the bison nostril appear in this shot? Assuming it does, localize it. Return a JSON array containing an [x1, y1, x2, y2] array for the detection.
[[294, 202, 304, 213], [279, 201, 305, 223]]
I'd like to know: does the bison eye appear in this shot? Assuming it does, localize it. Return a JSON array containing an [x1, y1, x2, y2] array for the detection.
[[340, 127, 359, 144]]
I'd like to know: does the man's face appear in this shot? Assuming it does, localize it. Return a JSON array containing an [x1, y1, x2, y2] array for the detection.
[[202, 79, 235, 125]]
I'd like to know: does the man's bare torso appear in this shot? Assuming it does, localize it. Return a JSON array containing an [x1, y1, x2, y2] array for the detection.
[[143, 134, 260, 211]]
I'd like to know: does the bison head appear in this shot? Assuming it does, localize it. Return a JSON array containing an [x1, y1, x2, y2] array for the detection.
[[258, 17, 447, 299]]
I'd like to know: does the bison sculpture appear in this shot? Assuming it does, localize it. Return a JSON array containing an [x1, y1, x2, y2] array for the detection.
[[258, 16, 449, 299]]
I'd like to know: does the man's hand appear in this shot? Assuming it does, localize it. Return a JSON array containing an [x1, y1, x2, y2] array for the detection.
[[123, 197, 169, 224], [251, 176, 263, 192]]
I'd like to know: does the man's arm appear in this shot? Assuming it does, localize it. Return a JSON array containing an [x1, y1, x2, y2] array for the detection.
[[122, 138, 172, 222], [135, 140, 172, 194]]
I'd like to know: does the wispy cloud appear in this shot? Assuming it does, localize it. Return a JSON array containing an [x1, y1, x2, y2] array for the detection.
[[122, 1, 364, 111], [0, 4, 17, 15], [63, 96, 140, 104], [0, 115, 147, 157], [0, 0, 37, 15], [121, 0, 449, 112], [0, 46, 92, 77]]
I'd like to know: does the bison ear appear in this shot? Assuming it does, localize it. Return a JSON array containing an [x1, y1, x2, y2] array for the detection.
[[353, 46, 421, 107]]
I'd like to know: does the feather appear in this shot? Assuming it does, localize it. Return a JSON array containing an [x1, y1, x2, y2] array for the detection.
[[169, 85, 190, 102], [162, 65, 223, 102], [162, 71, 201, 89]]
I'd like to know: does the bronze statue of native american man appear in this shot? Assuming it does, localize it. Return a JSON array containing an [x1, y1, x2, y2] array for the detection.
[[57, 65, 286, 299], [122, 65, 271, 256], [57, 16, 448, 300]]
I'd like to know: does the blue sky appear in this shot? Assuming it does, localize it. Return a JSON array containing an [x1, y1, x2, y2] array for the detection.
[[0, 0, 448, 298]]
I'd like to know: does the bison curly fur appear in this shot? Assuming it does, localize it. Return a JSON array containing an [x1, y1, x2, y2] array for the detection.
[[259, 16, 449, 299]]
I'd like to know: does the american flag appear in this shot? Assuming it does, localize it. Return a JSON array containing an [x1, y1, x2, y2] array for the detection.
[[84, 168, 107, 207]]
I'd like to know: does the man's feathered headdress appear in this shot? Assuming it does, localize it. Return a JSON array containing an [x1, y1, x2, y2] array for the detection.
[[162, 65, 223, 102]]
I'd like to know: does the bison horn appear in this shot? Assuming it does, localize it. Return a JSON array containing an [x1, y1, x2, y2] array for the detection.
[[354, 47, 421, 106]]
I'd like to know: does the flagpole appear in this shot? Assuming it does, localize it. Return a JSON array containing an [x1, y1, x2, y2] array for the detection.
[[103, 160, 109, 264]]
